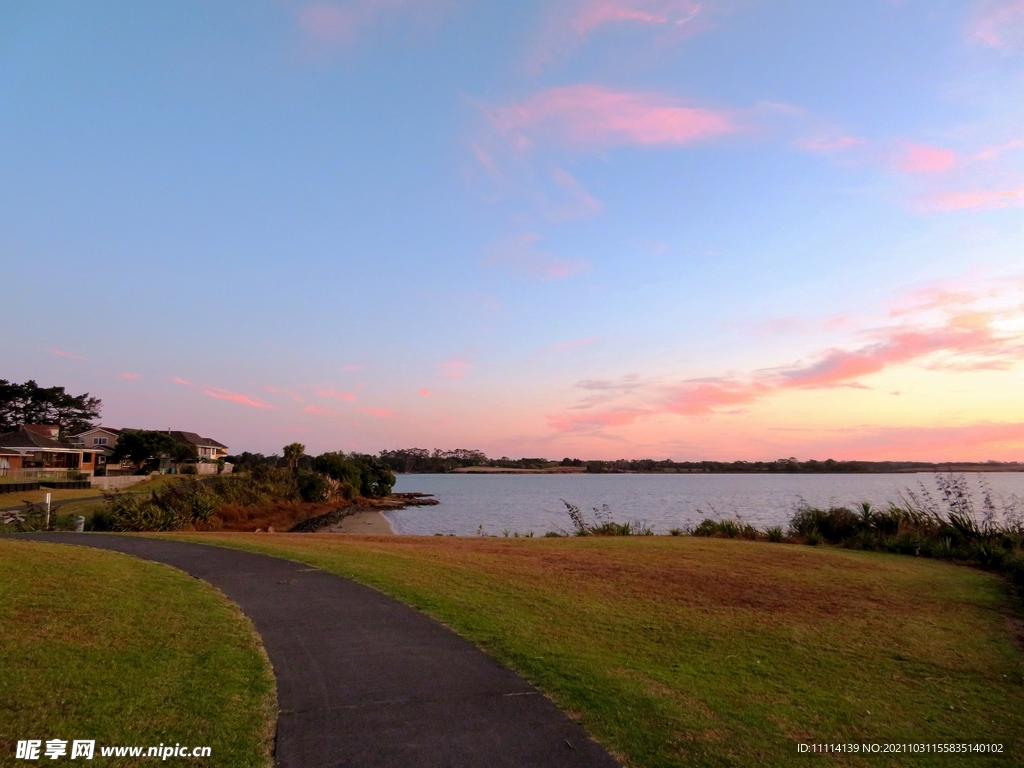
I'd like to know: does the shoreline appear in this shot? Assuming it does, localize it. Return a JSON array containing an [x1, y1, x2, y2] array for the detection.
[[324, 509, 395, 534]]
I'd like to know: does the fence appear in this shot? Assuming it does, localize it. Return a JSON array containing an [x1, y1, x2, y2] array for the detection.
[[90, 475, 154, 491], [0, 468, 80, 481]]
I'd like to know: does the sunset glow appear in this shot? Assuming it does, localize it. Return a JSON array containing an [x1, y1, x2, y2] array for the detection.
[[3, 1, 1022, 460]]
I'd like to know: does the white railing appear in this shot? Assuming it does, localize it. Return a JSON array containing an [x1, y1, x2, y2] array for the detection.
[[0, 468, 83, 481]]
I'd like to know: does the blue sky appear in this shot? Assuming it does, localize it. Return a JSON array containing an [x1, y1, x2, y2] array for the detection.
[[3, 1, 1023, 460]]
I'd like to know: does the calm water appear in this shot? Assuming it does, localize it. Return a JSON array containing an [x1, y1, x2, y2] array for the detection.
[[386, 472, 1024, 536]]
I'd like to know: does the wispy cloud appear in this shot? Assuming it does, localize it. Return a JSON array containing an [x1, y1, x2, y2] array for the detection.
[[203, 386, 276, 410], [976, 138, 1024, 160], [547, 281, 1024, 433], [919, 185, 1024, 212], [359, 406, 394, 417], [797, 135, 866, 153], [260, 384, 304, 402], [549, 167, 604, 220], [489, 85, 734, 150], [119, 373, 139, 380], [171, 377, 193, 386], [529, 0, 711, 72], [304, 404, 342, 416], [316, 387, 356, 401], [47, 348, 85, 360], [418, 388, 433, 396], [437, 357, 471, 379], [485, 233, 591, 281], [896, 143, 957, 174], [970, 0, 1024, 49]]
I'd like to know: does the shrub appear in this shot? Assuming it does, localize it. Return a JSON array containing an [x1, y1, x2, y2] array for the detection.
[[296, 471, 330, 502], [561, 501, 651, 536], [766, 526, 784, 543]]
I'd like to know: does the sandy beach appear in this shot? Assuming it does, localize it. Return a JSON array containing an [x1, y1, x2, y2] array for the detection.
[[325, 509, 395, 534]]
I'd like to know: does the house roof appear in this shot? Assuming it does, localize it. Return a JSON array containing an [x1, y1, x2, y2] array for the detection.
[[0, 427, 79, 452], [72, 426, 122, 437], [0, 447, 22, 456], [167, 431, 228, 449]]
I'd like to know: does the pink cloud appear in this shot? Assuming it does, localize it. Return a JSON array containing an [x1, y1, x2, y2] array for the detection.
[[469, 142, 500, 175], [550, 167, 603, 220], [970, 0, 1024, 48], [490, 85, 733, 149], [920, 185, 1023, 212], [47, 348, 85, 360], [359, 407, 394, 418], [572, 0, 702, 36], [171, 377, 193, 386], [548, 408, 649, 432], [797, 136, 866, 153], [485, 233, 591, 281], [529, 0, 710, 72], [305, 404, 342, 416], [547, 295, 1024, 433], [260, 384, 304, 402], [316, 387, 356, 401], [897, 143, 957, 174], [665, 380, 768, 415], [418, 388, 433, 396], [976, 138, 1024, 160], [203, 386, 276, 410], [437, 357, 471, 379], [119, 373, 139, 380]]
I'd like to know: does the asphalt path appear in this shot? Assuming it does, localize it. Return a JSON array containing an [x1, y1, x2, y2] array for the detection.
[[19, 533, 620, 768]]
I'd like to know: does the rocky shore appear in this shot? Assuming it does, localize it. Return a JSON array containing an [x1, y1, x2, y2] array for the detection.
[[288, 492, 438, 533]]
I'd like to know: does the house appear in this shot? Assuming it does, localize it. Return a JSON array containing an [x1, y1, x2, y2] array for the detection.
[[165, 431, 229, 461], [69, 427, 131, 475], [0, 425, 97, 476], [0, 448, 24, 476], [68, 427, 230, 474]]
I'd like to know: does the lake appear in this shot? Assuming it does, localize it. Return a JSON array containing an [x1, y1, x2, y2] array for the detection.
[[387, 472, 1024, 536]]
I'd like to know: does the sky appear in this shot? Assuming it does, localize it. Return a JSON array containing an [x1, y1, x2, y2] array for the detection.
[[2, 0, 1023, 461]]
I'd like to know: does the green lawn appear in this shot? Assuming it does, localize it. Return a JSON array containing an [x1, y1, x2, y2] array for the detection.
[[0, 539, 276, 767], [161, 533, 1024, 767]]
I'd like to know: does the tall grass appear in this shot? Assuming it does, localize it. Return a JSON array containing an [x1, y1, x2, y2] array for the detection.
[[561, 500, 654, 536]]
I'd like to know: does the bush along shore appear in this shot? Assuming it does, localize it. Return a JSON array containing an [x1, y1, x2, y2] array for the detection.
[[545, 473, 1024, 589]]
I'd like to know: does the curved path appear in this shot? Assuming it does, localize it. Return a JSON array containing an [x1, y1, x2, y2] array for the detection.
[[20, 533, 619, 768]]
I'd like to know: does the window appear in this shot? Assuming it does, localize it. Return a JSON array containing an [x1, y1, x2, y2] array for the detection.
[[83, 453, 92, 463], [94, 437, 108, 446]]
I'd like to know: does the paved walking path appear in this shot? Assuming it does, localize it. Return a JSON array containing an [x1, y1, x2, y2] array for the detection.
[[21, 533, 620, 768]]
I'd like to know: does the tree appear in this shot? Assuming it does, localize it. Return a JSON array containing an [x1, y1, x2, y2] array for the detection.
[[0, 379, 101, 437], [169, 441, 199, 473], [110, 430, 176, 473], [283, 443, 306, 472]]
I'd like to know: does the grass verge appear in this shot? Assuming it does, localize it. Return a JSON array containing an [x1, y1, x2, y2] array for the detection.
[[160, 533, 1023, 767], [0, 538, 276, 767]]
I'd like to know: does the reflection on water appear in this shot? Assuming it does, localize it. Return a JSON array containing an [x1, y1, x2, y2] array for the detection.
[[386, 472, 1024, 536]]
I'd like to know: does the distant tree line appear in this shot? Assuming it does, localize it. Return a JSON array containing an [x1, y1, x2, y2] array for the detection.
[[361, 450, 1022, 474]]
